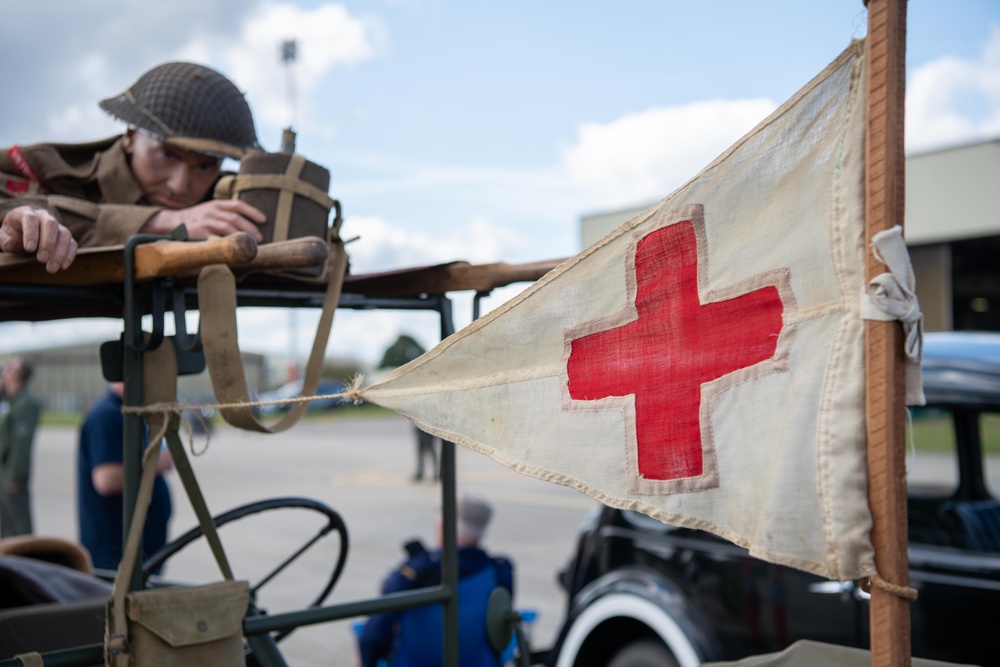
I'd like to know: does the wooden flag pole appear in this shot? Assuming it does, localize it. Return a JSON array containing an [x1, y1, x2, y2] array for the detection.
[[863, 0, 910, 666]]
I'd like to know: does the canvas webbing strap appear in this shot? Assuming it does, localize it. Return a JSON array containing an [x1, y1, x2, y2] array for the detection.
[[198, 240, 349, 433], [212, 171, 337, 215], [227, 173, 337, 215], [108, 341, 234, 663], [107, 428, 164, 665], [163, 426, 235, 580], [274, 153, 303, 243]]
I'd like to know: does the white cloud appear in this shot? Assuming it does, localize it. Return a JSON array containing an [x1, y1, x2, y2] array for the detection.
[[202, 3, 381, 141], [42, 54, 122, 139], [342, 213, 528, 273], [562, 98, 776, 211], [0, 2, 378, 149], [906, 25, 1000, 153], [1, 0, 253, 145], [0, 321, 122, 356]]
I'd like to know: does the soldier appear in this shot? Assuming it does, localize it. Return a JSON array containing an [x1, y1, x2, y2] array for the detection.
[[0, 61, 267, 273]]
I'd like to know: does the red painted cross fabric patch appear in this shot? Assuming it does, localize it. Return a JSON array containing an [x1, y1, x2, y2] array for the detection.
[[567, 219, 784, 483]]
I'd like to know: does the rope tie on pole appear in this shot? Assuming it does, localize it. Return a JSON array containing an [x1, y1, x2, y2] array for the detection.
[[860, 574, 918, 601]]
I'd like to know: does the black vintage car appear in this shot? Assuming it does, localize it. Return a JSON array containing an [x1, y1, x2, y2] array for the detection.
[[546, 331, 1000, 667]]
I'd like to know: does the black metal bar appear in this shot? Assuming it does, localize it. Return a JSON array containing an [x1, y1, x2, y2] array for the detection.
[[245, 602, 289, 667], [439, 295, 455, 338], [437, 294, 458, 667], [122, 235, 157, 593], [0, 283, 122, 304], [171, 283, 201, 352], [219, 289, 457, 312], [250, 526, 332, 595], [120, 233, 174, 593], [441, 437, 458, 667], [243, 586, 452, 634], [472, 290, 490, 321], [0, 644, 103, 667], [145, 281, 166, 352]]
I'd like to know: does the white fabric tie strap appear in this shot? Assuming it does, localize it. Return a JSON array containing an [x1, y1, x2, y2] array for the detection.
[[859, 225, 926, 406]]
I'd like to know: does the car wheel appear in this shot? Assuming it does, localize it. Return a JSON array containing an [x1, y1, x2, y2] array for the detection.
[[606, 639, 679, 667]]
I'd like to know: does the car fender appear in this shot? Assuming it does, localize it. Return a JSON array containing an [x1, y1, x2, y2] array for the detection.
[[549, 566, 720, 667]]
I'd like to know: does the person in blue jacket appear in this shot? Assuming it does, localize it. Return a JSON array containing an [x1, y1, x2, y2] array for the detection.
[[358, 491, 514, 667]]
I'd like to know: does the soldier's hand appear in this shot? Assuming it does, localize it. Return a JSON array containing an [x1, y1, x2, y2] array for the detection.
[[142, 200, 267, 242], [0, 206, 78, 273]]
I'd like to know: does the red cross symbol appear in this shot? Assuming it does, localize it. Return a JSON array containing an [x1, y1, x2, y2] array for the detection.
[[567, 219, 785, 482]]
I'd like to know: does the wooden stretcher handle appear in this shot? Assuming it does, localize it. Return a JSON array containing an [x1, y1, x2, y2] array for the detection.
[[446, 259, 567, 293], [236, 236, 329, 274], [134, 233, 258, 280], [341, 257, 568, 297], [0, 233, 258, 286]]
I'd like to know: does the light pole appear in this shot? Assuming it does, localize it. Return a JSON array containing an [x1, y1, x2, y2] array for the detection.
[[281, 38, 299, 381], [280, 39, 298, 152]]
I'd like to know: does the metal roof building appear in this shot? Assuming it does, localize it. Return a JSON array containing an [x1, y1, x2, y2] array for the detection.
[[0, 342, 269, 415], [580, 137, 1000, 334]]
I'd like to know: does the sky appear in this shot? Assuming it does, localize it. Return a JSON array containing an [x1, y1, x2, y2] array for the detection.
[[1, 1, 998, 382]]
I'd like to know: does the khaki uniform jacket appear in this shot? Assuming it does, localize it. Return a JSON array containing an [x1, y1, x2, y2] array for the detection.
[[0, 136, 163, 248]]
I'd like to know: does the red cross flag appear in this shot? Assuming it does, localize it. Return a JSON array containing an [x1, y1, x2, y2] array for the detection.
[[362, 40, 872, 581]]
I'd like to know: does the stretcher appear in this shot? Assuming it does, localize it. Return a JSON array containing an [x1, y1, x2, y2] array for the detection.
[[0, 232, 561, 667]]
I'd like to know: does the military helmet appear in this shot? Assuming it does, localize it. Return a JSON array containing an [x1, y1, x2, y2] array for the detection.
[[99, 62, 259, 159]]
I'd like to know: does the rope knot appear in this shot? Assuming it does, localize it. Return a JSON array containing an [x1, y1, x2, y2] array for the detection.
[[859, 225, 926, 405], [859, 574, 919, 601]]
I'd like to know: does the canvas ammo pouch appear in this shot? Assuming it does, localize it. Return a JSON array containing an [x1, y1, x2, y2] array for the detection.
[[214, 150, 339, 278], [104, 443, 250, 667], [106, 580, 249, 667]]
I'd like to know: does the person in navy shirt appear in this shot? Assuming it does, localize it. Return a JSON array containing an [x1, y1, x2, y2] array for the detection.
[[77, 382, 173, 571]]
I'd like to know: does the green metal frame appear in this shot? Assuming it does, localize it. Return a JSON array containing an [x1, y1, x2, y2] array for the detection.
[[0, 234, 465, 667]]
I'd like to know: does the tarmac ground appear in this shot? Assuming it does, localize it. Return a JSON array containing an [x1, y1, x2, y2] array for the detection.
[[28, 410, 597, 666], [24, 409, 992, 666]]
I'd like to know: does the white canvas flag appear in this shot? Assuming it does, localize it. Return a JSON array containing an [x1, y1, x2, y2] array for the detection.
[[361, 40, 873, 581]]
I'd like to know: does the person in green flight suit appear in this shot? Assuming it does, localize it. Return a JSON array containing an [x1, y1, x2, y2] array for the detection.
[[0, 357, 42, 537]]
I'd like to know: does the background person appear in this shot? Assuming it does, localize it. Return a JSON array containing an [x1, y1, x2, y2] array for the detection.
[[377, 335, 440, 483], [412, 427, 439, 483], [358, 491, 515, 667], [0, 357, 41, 537], [77, 382, 173, 571], [0, 61, 267, 273]]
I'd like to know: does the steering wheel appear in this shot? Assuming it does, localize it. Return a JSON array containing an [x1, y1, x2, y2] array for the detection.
[[142, 496, 349, 643]]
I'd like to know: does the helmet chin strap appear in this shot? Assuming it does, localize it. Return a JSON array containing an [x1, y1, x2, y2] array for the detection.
[[124, 88, 175, 138]]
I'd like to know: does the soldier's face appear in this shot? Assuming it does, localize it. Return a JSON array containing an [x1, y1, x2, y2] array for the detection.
[[124, 131, 221, 209]]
